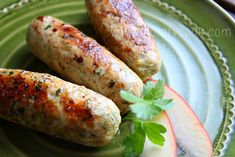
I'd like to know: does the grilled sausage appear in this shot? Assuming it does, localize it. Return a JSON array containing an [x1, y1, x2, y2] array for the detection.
[[0, 68, 121, 147], [85, 0, 161, 79], [26, 16, 143, 115]]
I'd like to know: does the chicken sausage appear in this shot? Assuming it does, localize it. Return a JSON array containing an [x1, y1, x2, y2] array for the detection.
[[85, 0, 161, 79], [0, 68, 121, 147], [26, 16, 143, 115]]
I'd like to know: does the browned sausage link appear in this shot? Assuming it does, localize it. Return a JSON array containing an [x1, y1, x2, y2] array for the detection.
[[0, 69, 121, 147], [26, 16, 143, 115], [85, 0, 161, 79]]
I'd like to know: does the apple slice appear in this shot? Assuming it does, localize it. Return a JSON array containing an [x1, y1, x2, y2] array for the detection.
[[141, 112, 177, 157], [164, 85, 213, 157]]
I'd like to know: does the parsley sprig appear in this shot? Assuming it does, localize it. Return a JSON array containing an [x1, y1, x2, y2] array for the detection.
[[120, 80, 173, 157]]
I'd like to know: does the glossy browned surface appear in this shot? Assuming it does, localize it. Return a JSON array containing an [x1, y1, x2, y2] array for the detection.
[[0, 69, 121, 147], [86, 0, 161, 79], [27, 16, 143, 114], [0, 71, 58, 127]]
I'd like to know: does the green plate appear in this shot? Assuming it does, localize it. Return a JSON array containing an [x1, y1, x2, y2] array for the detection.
[[0, 0, 234, 157]]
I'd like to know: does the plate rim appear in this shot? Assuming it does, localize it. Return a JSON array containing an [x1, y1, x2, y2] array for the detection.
[[206, 0, 235, 25], [150, 0, 235, 156]]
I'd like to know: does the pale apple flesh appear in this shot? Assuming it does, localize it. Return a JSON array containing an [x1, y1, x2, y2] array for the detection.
[[164, 85, 213, 157], [141, 112, 177, 157]]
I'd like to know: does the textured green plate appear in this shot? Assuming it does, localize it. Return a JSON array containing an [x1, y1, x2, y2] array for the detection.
[[0, 0, 234, 157]]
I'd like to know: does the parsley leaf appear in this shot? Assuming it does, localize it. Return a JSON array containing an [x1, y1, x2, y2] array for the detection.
[[124, 138, 137, 157], [130, 102, 161, 120], [120, 90, 142, 103], [124, 121, 146, 157], [122, 112, 136, 121], [143, 123, 166, 146], [121, 80, 172, 120], [121, 80, 174, 157], [131, 122, 146, 154], [153, 99, 174, 110], [143, 80, 164, 100]]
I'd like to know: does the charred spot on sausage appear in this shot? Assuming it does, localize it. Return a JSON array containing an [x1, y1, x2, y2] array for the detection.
[[52, 28, 57, 32], [37, 16, 44, 22]]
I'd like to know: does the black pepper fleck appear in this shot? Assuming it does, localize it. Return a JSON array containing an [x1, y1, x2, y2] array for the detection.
[[76, 57, 83, 63], [35, 85, 41, 92], [108, 80, 116, 88]]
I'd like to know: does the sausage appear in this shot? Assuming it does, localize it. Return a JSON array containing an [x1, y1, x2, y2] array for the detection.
[[0, 68, 121, 147], [26, 16, 143, 115], [85, 0, 161, 79]]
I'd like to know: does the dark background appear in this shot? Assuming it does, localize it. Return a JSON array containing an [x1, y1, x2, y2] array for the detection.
[[215, 0, 235, 18]]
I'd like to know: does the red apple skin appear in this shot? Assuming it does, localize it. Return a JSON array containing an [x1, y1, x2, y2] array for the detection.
[[141, 112, 177, 157], [163, 112, 177, 157], [145, 79, 213, 157]]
